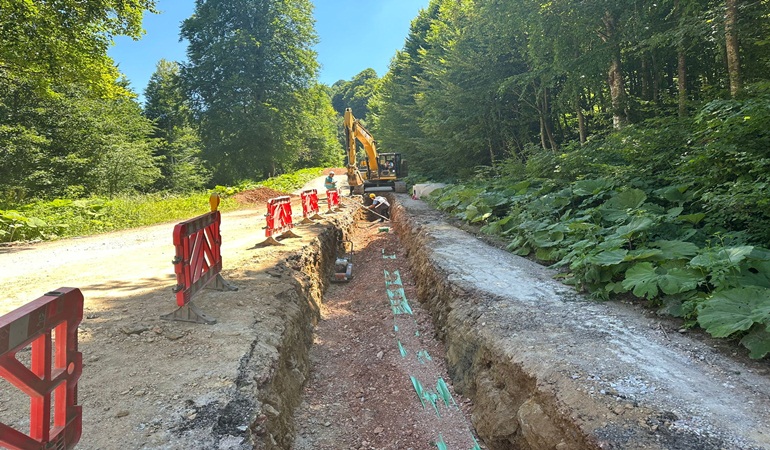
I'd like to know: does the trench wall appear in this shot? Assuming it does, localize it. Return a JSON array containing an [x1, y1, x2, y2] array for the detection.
[[392, 205, 594, 449], [248, 212, 355, 449], [248, 193, 770, 450], [390, 196, 770, 450]]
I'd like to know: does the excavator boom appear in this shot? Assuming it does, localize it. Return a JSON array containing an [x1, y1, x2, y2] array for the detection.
[[343, 108, 407, 194]]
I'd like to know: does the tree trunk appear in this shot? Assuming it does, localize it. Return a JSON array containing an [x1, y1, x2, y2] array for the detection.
[[577, 96, 587, 145], [725, 0, 741, 97], [678, 46, 687, 117], [675, 0, 688, 117], [641, 57, 650, 101], [602, 11, 628, 129], [542, 89, 558, 151]]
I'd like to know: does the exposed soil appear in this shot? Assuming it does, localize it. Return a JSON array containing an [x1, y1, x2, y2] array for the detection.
[[1, 176, 769, 450], [234, 188, 294, 205], [291, 218, 479, 449]]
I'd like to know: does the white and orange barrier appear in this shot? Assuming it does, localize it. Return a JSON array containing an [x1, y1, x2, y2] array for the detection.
[[325, 189, 341, 213], [299, 189, 324, 224], [256, 196, 300, 247], [0, 288, 83, 450]]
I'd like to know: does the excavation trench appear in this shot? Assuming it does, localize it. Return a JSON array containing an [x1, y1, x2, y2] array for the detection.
[[249, 194, 770, 450], [2, 192, 767, 449]]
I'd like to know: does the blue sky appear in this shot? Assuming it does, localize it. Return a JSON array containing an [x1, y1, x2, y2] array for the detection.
[[108, 0, 429, 102]]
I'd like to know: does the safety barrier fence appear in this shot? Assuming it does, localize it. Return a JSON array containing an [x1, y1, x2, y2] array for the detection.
[[326, 189, 341, 213], [256, 196, 300, 247], [163, 196, 236, 325], [0, 288, 84, 450], [299, 189, 324, 224]]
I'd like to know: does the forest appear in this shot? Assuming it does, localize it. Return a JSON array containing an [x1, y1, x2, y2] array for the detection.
[[1, 0, 770, 357]]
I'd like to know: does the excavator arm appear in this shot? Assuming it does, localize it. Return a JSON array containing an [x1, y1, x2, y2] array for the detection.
[[343, 108, 407, 194], [343, 108, 374, 192]]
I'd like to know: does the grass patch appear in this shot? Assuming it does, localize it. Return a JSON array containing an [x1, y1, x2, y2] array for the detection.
[[0, 167, 328, 243]]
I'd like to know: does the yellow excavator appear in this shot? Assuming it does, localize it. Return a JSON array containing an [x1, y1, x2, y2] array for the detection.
[[343, 108, 407, 195]]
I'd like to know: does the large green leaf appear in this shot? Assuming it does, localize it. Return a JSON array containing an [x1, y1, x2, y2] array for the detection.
[[658, 267, 702, 295], [624, 248, 664, 262], [652, 240, 699, 260], [737, 260, 770, 289], [622, 262, 660, 298], [589, 249, 628, 266], [25, 217, 47, 228], [603, 189, 647, 210], [572, 179, 612, 196], [532, 230, 564, 248], [690, 246, 755, 268], [677, 213, 706, 224], [653, 184, 691, 203], [698, 287, 770, 337], [740, 325, 770, 359], [615, 217, 654, 238]]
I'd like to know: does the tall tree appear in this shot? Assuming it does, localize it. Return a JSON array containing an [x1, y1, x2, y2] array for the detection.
[[144, 60, 208, 191], [180, 0, 319, 183], [0, 0, 156, 97], [330, 68, 380, 119], [373, 3, 438, 168], [0, 84, 159, 199], [724, 0, 742, 97]]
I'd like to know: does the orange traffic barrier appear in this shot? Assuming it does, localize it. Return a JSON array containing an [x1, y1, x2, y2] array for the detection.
[[299, 189, 324, 224], [162, 208, 237, 324], [0, 288, 83, 450], [256, 196, 300, 247], [326, 189, 341, 213]]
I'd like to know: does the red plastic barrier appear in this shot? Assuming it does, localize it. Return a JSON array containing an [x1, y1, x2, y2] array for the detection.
[[265, 196, 295, 237], [326, 189, 341, 212], [164, 210, 236, 324], [258, 196, 300, 247], [300, 189, 323, 223], [172, 211, 223, 307], [0, 288, 83, 450]]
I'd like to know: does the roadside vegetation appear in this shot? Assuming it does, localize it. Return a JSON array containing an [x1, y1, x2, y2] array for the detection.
[[366, 0, 770, 359], [0, 168, 325, 243]]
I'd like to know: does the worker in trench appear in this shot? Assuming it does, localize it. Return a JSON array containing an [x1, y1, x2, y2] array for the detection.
[[368, 193, 390, 222]]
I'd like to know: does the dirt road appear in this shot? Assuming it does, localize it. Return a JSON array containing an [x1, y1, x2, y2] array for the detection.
[[0, 180, 337, 449], [3, 177, 770, 450], [0, 175, 479, 450]]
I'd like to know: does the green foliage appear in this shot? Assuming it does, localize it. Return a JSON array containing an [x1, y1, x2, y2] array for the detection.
[[0, 83, 161, 199], [180, 0, 322, 184], [330, 69, 380, 120], [0, 193, 237, 243], [0, 0, 156, 97], [211, 167, 326, 197], [0, 167, 326, 243], [428, 175, 770, 358], [143, 60, 209, 192]]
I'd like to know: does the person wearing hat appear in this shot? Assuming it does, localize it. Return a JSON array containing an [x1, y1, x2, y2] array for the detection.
[[368, 193, 390, 221], [324, 171, 337, 191]]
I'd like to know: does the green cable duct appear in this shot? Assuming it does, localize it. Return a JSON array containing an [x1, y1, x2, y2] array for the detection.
[[383, 256, 480, 449]]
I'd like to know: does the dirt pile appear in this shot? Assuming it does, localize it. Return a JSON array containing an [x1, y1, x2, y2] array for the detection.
[[233, 188, 293, 205]]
